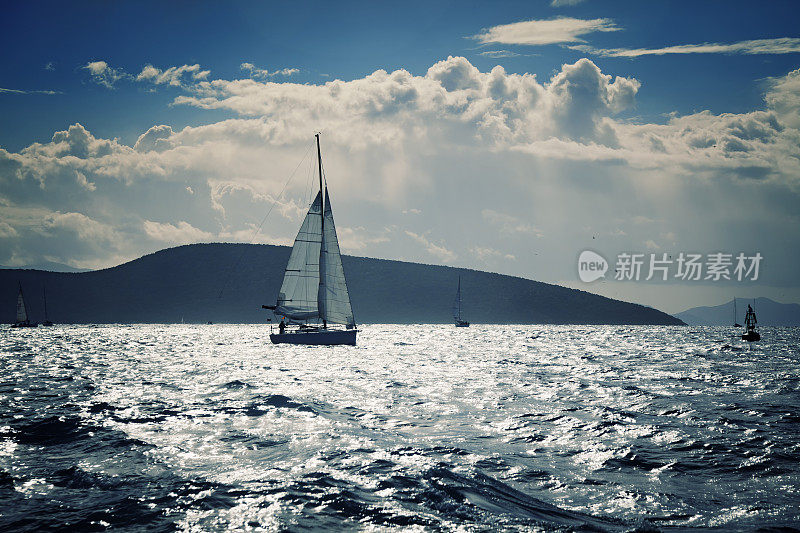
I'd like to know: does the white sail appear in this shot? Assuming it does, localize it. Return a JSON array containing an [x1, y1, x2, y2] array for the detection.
[[318, 188, 355, 327], [274, 191, 323, 321], [16, 287, 27, 323]]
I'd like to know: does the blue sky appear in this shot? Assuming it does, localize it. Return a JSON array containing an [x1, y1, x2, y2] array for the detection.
[[3, 1, 798, 148], [1, 0, 800, 313]]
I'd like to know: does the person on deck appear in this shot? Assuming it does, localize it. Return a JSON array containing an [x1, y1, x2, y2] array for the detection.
[[279, 319, 285, 334]]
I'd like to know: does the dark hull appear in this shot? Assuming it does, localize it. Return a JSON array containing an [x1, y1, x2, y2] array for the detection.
[[270, 329, 357, 346], [455, 321, 470, 327], [11, 322, 38, 328], [742, 331, 761, 342]]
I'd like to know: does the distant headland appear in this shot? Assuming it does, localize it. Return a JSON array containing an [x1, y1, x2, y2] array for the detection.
[[1, 243, 684, 325]]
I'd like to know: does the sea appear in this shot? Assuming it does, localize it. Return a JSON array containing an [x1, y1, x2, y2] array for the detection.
[[0, 324, 798, 532]]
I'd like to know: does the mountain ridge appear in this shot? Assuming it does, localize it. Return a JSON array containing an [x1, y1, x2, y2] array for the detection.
[[2, 243, 684, 325], [675, 297, 800, 326]]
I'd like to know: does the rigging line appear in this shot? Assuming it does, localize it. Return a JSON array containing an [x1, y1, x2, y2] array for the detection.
[[217, 141, 315, 299]]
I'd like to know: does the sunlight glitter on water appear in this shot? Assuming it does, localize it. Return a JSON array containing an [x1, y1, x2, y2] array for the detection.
[[1, 324, 798, 531]]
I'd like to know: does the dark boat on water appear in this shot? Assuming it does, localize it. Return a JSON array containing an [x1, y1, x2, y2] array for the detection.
[[453, 276, 469, 327], [41, 286, 54, 326], [741, 304, 760, 342]]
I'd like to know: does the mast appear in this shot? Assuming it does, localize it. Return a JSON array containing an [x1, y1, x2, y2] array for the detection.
[[43, 286, 49, 321], [316, 133, 324, 234], [316, 133, 326, 328], [457, 276, 461, 321]]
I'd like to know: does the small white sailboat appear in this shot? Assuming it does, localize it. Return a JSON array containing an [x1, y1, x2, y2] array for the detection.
[[453, 276, 469, 327], [11, 283, 37, 328], [263, 134, 357, 345]]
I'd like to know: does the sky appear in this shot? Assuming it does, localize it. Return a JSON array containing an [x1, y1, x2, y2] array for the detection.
[[1, 0, 799, 315]]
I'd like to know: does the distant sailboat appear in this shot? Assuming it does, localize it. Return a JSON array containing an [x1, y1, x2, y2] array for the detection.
[[41, 286, 54, 326], [263, 134, 357, 346], [11, 283, 37, 328], [741, 303, 760, 342], [453, 276, 469, 327], [732, 298, 741, 328]]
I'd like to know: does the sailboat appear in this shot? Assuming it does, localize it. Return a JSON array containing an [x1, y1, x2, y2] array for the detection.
[[41, 286, 54, 326], [453, 276, 469, 327], [263, 134, 357, 346], [11, 283, 38, 328], [732, 297, 741, 327], [741, 303, 760, 342]]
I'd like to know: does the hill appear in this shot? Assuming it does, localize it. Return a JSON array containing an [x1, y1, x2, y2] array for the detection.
[[1, 243, 683, 325], [675, 297, 800, 326]]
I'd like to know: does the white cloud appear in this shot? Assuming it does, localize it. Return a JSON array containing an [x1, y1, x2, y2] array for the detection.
[[1, 56, 799, 308], [551, 0, 586, 6], [479, 50, 521, 58], [765, 67, 800, 128], [0, 221, 18, 238], [336, 226, 391, 252], [84, 60, 128, 88], [134, 124, 175, 152], [571, 37, 800, 58], [75, 171, 96, 191], [482, 209, 544, 237], [0, 87, 61, 95], [473, 17, 619, 46], [405, 231, 456, 262], [136, 63, 210, 87], [241, 62, 299, 79], [143, 220, 214, 243], [470, 245, 516, 261]]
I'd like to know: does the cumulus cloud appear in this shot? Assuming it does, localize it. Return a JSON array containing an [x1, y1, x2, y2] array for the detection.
[[134, 125, 175, 152], [0, 56, 798, 310], [571, 37, 800, 58], [551, 0, 585, 6], [166, 55, 638, 148], [765, 67, 800, 128], [473, 17, 620, 46]]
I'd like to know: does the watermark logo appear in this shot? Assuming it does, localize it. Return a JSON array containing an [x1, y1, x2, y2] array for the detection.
[[577, 251, 763, 283], [578, 250, 608, 282]]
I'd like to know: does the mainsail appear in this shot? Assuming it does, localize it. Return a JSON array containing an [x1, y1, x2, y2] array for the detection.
[[16, 286, 27, 323], [318, 188, 355, 327], [275, 191, 323, 321]]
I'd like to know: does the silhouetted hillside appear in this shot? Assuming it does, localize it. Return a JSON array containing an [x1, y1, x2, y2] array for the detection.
[[1, 244, 683, 325], [676, 297, 800, 326]]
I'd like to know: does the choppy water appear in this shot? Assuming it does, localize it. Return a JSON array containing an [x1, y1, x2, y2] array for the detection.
[[0, 324, 798, 532]]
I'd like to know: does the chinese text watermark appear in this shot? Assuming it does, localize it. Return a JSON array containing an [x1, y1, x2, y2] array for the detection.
[[578, 251, 762, 282]]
